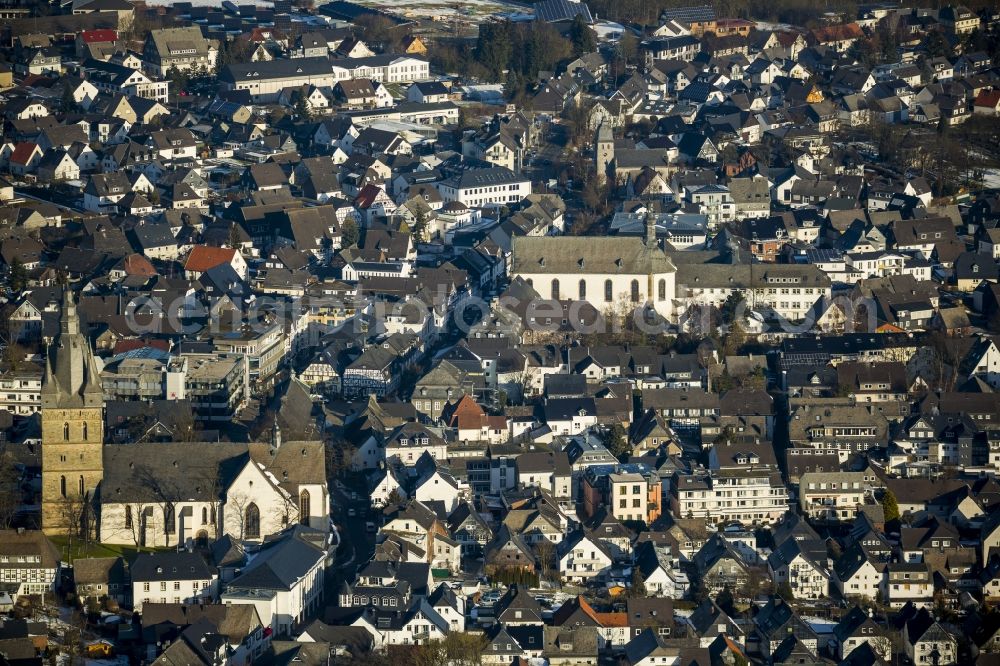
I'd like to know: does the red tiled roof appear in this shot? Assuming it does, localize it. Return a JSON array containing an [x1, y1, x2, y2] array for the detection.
[[184, 245, 237, 273], [811, 22, 863, 43], [577, 597, 629, 627], [10, 142, 38, 166], [975, 89, 1000, 108], [354, 184, 383, 209], [122, 253, 157, 277], [80, 29, 118, 43]]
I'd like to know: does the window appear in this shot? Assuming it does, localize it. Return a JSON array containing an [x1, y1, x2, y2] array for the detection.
[[605, 279, 613, 302], [300, 490, 311, 525], [245, 503, 260, 538], [79, 476, 84, 496], [202, 507, 208, 524], [125, 505, 133, 529], [659, 278, 667, 301], [579, 279, 586, 300], [164, 505, 175, 533], [551, 279, 560, 300], [63, 423, 70, 440], [82, 422, 88, 440], [60, 475, 66, 498], [631, 279, 640, 303]]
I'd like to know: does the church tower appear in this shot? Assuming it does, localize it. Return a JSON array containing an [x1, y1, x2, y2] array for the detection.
[[595, 121, 614, 183], [40, 289, 104, 535]]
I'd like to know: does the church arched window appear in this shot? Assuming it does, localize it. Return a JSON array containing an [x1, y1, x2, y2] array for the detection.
[[245, 503, 260, 539], [659, 279, 667, 301], [551, 279, 560, 300], [631, 280, 640, 303], [63, 423, 70, 440], [78, 475, 84, 496], [300, 490, 311, 525], [82, 422, 88, 441], [164, 505, 175, 534], [60, 476, 66, 497], [202, 507, 208, 524], [578, 280, 586, 300], [604, 280, 613, 302], [125, 505, 133, 529]]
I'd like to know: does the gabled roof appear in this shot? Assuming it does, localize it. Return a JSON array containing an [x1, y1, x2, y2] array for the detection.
[[184, 246, 237, 273]]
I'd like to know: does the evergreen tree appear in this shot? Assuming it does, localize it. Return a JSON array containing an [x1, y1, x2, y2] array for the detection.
[[166, 66, 190, 95], [294, 92, 312, 120], [412, 207, 428, 243], [569, 14, 596, 56], [60, 84, 77, 113], [341, 216, 360, 248], [629, 567, 647, 597], [474, 21, 513, 81], [602, 423, 631, 462], [881, 488, 901, 522], [8, 258, 28, 293]]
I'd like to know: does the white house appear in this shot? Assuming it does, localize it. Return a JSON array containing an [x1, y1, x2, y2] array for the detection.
[[436, 167, 531, 209], [833, 545, 884, 601], [559, 532, 614, 584], [130, 552, 218, 613], [222, 526, 326, 637]]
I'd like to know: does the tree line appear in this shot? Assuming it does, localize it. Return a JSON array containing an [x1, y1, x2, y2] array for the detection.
[[433, 18, 595, 88]]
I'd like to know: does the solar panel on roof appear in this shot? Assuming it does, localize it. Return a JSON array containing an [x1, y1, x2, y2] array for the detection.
[[534, 0, 593, 23]]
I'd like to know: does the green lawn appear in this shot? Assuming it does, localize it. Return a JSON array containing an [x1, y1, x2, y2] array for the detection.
[[50, 536, 172, 563]]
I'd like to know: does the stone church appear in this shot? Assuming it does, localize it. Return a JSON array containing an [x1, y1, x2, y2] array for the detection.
[[41, 291, 329, 548]]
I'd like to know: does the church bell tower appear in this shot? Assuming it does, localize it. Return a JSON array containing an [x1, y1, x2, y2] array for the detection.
[[40, 289, 104, 535]]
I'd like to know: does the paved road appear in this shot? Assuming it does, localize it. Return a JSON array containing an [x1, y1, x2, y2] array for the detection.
[[527, 123, 569, 185], [324, 478, 376, 601]]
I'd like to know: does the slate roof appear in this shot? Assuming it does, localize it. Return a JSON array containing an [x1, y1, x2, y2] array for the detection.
[[228, 527, 326, 591]]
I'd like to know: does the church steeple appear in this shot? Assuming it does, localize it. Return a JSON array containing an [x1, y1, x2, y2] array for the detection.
[[271, 414, 282, 450], [60, 287, 80, 335], [645, 209, 657, 247], [42, 288, 103, 409], [40, 287, 104, 536]]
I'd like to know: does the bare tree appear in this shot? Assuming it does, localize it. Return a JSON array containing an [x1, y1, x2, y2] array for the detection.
[[56, 493, 91, 562], [533, 540, 558, 582], [134, 465, 183, 547], [108, 502, 155, 549], [225, 491, 254, 541]]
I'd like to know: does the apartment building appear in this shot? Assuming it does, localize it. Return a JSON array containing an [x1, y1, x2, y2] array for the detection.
[[437, 167, 532, 209], [582, 465, 662, 525], [100, 354, 248, 422], [130, 552, 218, 613], [143, 27, 216, 77], [210, 324, 285, 393], [673, 261, 831, 322], [221, 55, 430, 103], [798, 471, 875, 521], [0, 362, 43, 415], [674, 440, 788, 525]]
